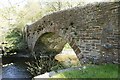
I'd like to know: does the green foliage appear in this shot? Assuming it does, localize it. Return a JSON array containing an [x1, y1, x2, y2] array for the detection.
[[5, 27, 27, 52], [51, 64, 119, 78], [51, 62, 66, 72], [1, 0, 42, 53], [26, 52, 58, 76]]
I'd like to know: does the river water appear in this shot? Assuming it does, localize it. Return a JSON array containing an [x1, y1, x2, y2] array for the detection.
[[1, 53, 34, 80], [2, 62, 33, 80]]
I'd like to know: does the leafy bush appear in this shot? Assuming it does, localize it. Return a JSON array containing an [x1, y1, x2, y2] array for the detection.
[[26, 52, 59, 76], [5, 27, 27, 53]]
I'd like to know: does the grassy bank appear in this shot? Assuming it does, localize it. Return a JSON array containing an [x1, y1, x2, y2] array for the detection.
[[51, 64, 118, 78]]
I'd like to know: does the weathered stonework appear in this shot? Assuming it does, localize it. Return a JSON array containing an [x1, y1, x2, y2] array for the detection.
[[25, 2, 119, 64]]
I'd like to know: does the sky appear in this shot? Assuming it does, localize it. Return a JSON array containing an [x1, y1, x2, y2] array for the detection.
[[0, 0, 116, 9], [0, 0, 27, 9]]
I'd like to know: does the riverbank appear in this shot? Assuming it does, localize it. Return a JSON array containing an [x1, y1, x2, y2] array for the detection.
[[33, 64, 119, 79]]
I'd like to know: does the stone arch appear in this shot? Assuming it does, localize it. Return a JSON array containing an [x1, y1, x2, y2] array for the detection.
[[26, 14, 82, 57], [33, 30, 81, 57]]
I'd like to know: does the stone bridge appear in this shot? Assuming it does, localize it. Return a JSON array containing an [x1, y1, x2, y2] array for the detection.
[[25, 2, 119, 63]]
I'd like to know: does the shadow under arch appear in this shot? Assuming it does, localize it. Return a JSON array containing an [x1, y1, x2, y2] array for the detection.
[[33, 32, 67, 56]]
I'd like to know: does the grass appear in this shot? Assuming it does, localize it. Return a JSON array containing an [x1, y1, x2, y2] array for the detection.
[[51, 64, 119, 78]]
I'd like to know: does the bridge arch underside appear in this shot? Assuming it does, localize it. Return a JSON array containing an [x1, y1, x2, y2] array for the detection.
[[33, 32, 67, 56]]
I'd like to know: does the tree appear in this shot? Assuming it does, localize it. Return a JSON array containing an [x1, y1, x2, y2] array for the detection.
[[0, 0, 43, 53]]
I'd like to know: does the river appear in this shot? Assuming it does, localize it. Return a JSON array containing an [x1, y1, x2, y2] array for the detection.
[[1, 53, 34, 80], [2, 62, 33, 80]]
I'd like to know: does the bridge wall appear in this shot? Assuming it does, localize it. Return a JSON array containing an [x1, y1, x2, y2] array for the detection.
[[26, 2, 119, 63]]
